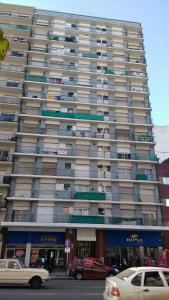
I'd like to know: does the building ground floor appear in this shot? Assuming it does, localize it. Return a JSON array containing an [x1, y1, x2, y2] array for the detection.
[[0, 227, 166, 270]]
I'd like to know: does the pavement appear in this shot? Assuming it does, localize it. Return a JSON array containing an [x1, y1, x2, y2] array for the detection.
[[50, 269, 73, 280]]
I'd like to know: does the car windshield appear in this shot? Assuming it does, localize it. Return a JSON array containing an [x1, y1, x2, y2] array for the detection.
[[115, 269, 137, 280]]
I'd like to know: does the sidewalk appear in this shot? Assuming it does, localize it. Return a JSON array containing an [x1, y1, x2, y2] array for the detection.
[[50, 269, 73, 280]]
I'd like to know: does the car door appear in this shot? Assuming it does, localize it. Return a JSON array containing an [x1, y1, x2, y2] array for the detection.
[[6, 260, 25, 284], [117, 272, 143, 300], [0, 260, 8, 284], [142, 271, 168, 300], [92, 260, 107, 279]]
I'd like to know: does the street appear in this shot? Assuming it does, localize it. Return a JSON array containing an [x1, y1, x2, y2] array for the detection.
[[0, 279, 105, 300]]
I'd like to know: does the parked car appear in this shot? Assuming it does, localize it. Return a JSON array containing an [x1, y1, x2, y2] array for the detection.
[[103, 266, 169, 300], [0, 259, 49, 288], [70, 257, 119, 280]]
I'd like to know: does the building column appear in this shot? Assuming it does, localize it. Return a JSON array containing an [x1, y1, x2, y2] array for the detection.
[[0, 227, 8, 258], [96, 230, 106, 261], [65, 229, 76, 264], [139, 246, 144, 265], [25, 232, 32, 267]]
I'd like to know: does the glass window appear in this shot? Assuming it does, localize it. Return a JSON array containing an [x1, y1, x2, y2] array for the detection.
[[144, 272, 164, 287], [0, 261, 6, 269], [163, 271, 169, 286], [94, 260, 103, 267], [8, 261, 20, 269], [163, 177, 169, 184], [132, 273, 142, 286], [116, 269, 137, 280]]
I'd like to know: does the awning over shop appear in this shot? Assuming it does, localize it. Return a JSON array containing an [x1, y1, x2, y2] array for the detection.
[[77, 228, 96, 241]]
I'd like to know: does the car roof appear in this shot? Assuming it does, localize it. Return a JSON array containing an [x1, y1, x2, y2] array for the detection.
[[129, 267, 169, 272]]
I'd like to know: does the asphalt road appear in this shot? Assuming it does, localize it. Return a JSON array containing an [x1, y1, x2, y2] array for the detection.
[[0, 279, 105, 300]]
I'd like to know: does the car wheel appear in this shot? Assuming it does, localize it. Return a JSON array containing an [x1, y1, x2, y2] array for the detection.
[[75, 272, 83, 280], [30, 276, 42, 289]]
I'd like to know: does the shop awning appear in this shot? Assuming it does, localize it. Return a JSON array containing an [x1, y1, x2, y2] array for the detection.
[[77, 228, 96, 241]]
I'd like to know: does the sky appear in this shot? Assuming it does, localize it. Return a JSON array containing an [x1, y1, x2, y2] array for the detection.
[[2, 0, 169, 125]]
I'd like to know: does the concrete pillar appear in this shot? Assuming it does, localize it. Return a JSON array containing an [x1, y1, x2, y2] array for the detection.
[[65, 229, 76, 264], [96, 230, 106, 260], [157, 247, 163, 259], [140, 247, 144, 265], [25, 232, 32, 267]]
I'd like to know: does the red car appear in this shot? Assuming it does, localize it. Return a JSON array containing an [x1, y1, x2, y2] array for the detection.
[[70, 257, 119, 280]]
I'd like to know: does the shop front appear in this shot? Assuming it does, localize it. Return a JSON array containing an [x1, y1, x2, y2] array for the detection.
[[6, 231, 65, 269], [105, 230, 162, 267]]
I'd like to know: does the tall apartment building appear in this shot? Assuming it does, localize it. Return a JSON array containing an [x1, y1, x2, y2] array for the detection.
[[0, 3, 167, 268]]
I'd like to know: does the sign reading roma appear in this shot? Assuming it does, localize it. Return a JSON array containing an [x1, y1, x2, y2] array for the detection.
[[0, 29, 9, 61]]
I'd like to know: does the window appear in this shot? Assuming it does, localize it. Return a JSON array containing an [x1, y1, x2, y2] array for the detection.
[[144, 272, 164, 287], [142, 212, 156, 226], [67, 125, 73, 131], [63, 207, 69, 215], [74, 208, 88, 215], [98, 208, 105, 215], [132, 273, 142, 286], [163, 177, 169, 184], [163, 271, 169, 286], [65, 163, 71, 169], [8, 261, 20, 269], [64, 183, 70, 190], [68, 92, 74, 97], [0, 261, 6, 269], [94, 260, 103, 267]]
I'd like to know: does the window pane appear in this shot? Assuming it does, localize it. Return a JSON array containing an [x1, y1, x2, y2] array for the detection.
[[132, 273, 142, 286], [163, 271, 169, 286], [0, 261, 6, 269], [144, 272, 164, 287]]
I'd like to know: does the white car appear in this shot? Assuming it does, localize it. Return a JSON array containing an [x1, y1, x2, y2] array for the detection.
[[103, 266, 169, 300], [0, 259, 49, 288]]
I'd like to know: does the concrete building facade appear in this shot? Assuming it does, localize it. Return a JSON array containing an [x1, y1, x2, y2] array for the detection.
[[0, 3, 167, 268]]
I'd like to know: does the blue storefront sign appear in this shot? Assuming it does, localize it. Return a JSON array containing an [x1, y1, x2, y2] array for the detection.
[[7, 231, 65, 245], [106, 231, 162, 247]]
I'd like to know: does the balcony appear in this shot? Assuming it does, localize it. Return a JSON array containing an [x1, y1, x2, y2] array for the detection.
[[74, 192, 106, 200], [0, 80, 22, 89], [135, 154, 158, 161], [0, 23, 31, 31], [41, 111, 104, 121], [70, 215, 104, 224], [25, 75, 46, 82], [135, 174, 148, 180], [30, 46, 146, 65], [136, 134, 153, 142], [0, 97, 20, 105]]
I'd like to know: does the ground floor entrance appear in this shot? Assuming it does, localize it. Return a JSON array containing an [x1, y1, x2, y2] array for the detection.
[[105, 230, 163, 267], [76, 241, 96, 257]]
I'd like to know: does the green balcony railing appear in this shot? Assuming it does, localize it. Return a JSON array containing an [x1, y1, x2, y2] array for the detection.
[[15, 25, 31, 30], [25, 75, 46, 82], [135, 174, 148, 180], [74, 192, 106, 201], [70, 215, 104, 224], [82, 52, 98, 59], [41, 111, 104, 121], [135, 154, 159, 161], [105, 68, 114, 74], [50, 35, 59, 41]]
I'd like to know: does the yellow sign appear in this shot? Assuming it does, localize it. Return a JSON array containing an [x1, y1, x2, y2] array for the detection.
[[0, 29, 9, 61]]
